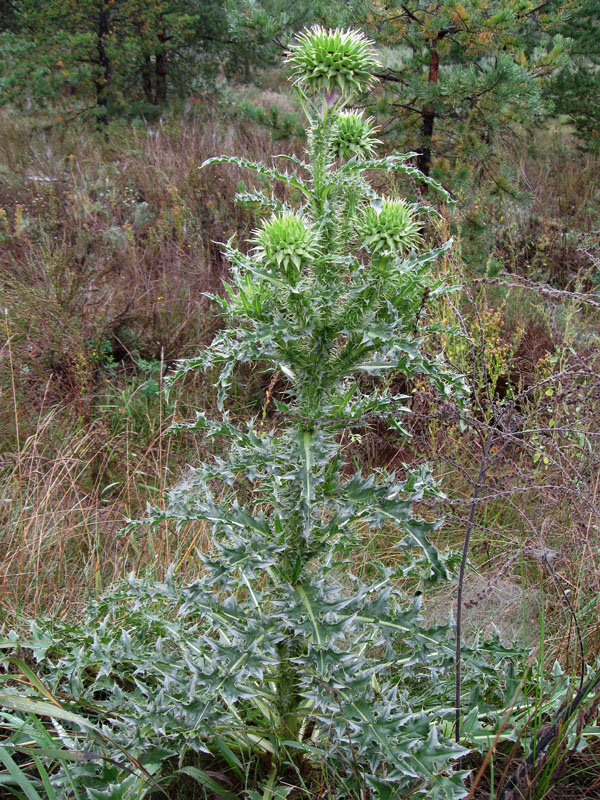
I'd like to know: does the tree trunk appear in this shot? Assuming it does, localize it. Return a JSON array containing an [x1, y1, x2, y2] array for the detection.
[[417, 45, 440, 177], [141, 52, 154, 104], [155, 29, 168, 104], [94, 1, 111, 127]]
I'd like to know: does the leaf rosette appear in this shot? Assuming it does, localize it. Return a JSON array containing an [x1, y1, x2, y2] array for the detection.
[[286, 26, 380, 97]]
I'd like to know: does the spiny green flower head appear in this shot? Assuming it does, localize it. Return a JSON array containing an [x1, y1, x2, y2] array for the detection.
[[252, 212, 321, 283], [356, 199, 423, 257], [286, 26, 380, 98], [331, 110, 381, 160]]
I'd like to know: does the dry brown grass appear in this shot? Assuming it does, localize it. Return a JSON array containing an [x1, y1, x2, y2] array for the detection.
[[0, 107, 301, 628], [0, 109, 297, 443], [495, 125, 600, 287], [0, 375, 217, 630]]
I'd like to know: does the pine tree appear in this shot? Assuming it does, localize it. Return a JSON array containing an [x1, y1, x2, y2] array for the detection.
[[0, 0, 330, 121], [363, 0, 570, 186], [549, 0, 600, 149], [118, 0, 268, 106], [0, 0, 216, 117], [0, 0, 114, 121]]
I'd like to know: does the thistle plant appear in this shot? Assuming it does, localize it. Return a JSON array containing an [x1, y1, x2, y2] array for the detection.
[[252, 211, 321, 283], [117, 26, 476, 797], [331, 110, 381, 161], [0, 28, 587, 800], [133, 25, 473, 797], [356, 198, 423, 258], [51, 24, 484, 800], [286, 26, 380, 97]]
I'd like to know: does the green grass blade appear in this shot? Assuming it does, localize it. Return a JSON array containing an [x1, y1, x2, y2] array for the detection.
[[31, 757, 57, 800], [0, 746, 44, 800], [179, 766, 239, 800]]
